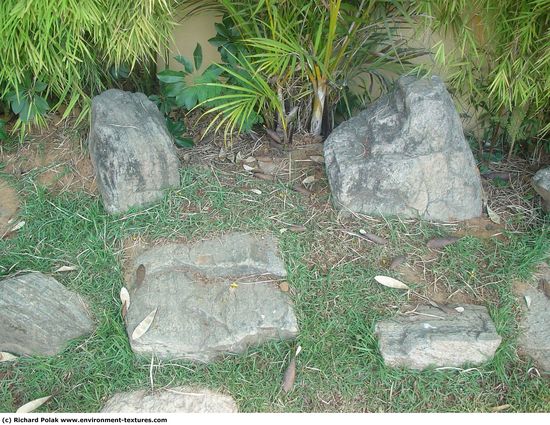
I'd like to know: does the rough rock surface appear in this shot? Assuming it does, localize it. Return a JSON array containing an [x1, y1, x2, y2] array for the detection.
[[88, 89, 180, 214], [324, 75, 482, 222], [518, 286, 550, 372], [532, 167, 550, 212], [101, 387, 237, 413], [125, 233, 298, 362], [375, 304, 501, 370], [0, 273, 94, 356]]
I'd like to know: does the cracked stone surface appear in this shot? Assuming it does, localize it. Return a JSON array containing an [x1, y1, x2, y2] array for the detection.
[[324, 75, 482, 221], [124, 232, 298, 362], [517, 285, 550, 372], [0, 273, 94, 356], [532, 166, 550, 212], [88, 89, 180, 214], [375, 304, 501, 370], [101, 387, 237, 413]]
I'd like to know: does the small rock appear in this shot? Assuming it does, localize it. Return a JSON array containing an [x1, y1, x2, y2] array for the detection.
[[518, 287, 550, 372], [532, 167, 550, 212], [375, 304, 501, 370], [101, 387, 237, 413], [88, 89, 181, 214], [0, 273, 94, 356]]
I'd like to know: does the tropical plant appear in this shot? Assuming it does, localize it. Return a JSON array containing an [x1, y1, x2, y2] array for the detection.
[[157, 43, 271, 140], [419, 0, 550, 157], [0, 0, 174, 139], [181, 0, 427, 139]]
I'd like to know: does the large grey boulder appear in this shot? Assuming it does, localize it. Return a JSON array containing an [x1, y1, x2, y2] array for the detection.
[[532, 167, 550, 212], [0, 273, 94, 356], [88, 89, 180, 214], [518, 287, 550, 372], [324, 76, 482, 222], [125, 233, 298, 362], [375, 304, 501, 370], [101, 387, 237, 413]]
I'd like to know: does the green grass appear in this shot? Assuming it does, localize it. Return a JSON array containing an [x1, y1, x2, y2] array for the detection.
[[1, 165, 549, 413]]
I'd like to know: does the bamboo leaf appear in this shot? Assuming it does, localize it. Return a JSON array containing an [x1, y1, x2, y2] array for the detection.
[[16, 396, 52, 413], [374, 275, 410, 290], [132, 308, 157, 340]]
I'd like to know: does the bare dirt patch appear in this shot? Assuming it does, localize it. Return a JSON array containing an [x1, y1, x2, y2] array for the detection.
[[0, 115, 96, 195], [0, 178, 19, 235]]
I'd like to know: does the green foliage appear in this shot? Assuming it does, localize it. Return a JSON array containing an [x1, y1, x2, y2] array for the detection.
[[156, 44, 268, 142], [0, 119, 8, 142], [420, 0, 550, 156], [181, 0, 427, 138], [0, 0, 174, 137]]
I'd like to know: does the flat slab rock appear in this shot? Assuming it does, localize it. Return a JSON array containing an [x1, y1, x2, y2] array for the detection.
[[0, 273, 94, 356], [101, 387, 237, 413], [375, 304, 501, 370], [324, 75, 482, 222], [518, 287, 550, 372], [88, 89, 180, 214], [125, 232, 298, 362]]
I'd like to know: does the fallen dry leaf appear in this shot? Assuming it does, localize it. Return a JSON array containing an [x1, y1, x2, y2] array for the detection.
[[243, 164, 255, 172], [10, 221, 25, 232], [427, 237, 460, 249], [265, 128, 283, 144], [249, 189, 262, 195], [135, 264, 146, 287], [54, 265, 78, 273], [359, 229, 388, 245], [487, 205, 501, 224], [281, 357, 296, 393], [524, 295, 532, 309], [279, 281, 290, 292], [539, 279, 550, 298], [120, 287, 130, 317], [389, 255, 407, 270], [0, 352, 17, 362], [132, 308, 157, 340], [374, 275, 410, 290], [302, 175, 315, 185], [309, 155, 324, 164], [244, 156, 256, 163], [16, 396, 52, 413], [288, 225, 307, 233], [490, 404, 511, 412]]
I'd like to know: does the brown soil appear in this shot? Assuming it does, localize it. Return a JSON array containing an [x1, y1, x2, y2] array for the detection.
[[0, 178, 20, 236], [0, 115, 96, 195], [452, 216, 507, 240]]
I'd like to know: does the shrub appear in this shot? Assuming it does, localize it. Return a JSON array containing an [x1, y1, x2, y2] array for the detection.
[[0, 0, 174, 137], [179, 0, 427, 140], [420, 0, 550, 157]]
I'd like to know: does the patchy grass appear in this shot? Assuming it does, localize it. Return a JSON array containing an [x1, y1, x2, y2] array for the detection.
[[0, 162, 549, 413]]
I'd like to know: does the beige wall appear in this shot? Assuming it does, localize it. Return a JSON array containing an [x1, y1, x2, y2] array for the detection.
[[161, 7, 483, 135], [158, 9, 222, 75]]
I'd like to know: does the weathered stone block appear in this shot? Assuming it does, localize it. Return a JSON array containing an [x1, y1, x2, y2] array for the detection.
[[88, 89, 180, 214], [375, 304, 501, 370], [0, 273, 94, 356], [324, 76, 482, 221]]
